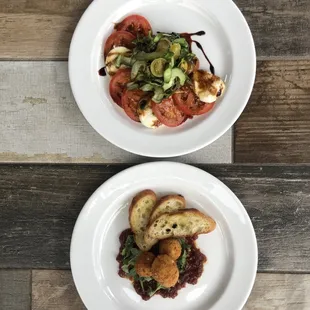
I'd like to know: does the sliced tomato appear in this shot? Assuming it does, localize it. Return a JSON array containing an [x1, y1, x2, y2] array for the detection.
[[109, 69, 132, 107], [151, 97, 186, 127], [104, 31, 135, 58], [122, 89, 147, 122], [115, 15, 152, 37], [173, 87, 215, 116]]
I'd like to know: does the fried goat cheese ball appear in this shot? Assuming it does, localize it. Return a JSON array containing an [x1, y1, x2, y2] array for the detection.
[[135, 252, 156, 277], [159, 238, 182, 260], [151, 254, 179, 288]]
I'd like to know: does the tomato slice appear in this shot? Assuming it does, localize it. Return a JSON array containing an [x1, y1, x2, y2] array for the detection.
[[122, 89, 147, 122], [104, 31, 135, 58], [173, 87, 215, 116], [115, 15, 152, 37], [109, 69, 132, 107], [151, 97, 186, 127]]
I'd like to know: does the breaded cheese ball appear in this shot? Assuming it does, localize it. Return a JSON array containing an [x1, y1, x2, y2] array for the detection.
[[135, 252, 155, 277], [151, 254, 179, 287], [159, 238, 182, 260]]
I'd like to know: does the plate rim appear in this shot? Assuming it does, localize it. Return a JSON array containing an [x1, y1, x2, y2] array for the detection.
[[68, 0, 256, 157], [70, 162, 258, 310]]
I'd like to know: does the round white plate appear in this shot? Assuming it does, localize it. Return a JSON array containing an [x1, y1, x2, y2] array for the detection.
[[71, 162, 257, 310], [69, 0, 256, 157]]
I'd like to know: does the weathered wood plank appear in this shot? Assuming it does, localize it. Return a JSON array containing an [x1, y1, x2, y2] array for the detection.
[[0, 61, 232, 164], [32, 270, 85, 310], [244, 273, 310, 310], [235, 0, 310, 58], [0, 0, 309, 59], [0, 0, 90, 60], [0, 164, 309, 272], [0, 270, 31, 310], [235, 60, 310, 163], [29, 271, 310, 310]]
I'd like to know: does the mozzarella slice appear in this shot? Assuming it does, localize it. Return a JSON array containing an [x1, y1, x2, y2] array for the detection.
[[138, 103, 161, 129], [193, 70, 226, 103], [105, 46, 131, 75]]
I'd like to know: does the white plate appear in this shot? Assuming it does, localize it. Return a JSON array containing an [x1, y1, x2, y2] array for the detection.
[[71, 162, 257, 310], [69, 0, 256, 157]]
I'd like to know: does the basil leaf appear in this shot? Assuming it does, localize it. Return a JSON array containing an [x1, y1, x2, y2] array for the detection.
[[177, 238, 190, 273]]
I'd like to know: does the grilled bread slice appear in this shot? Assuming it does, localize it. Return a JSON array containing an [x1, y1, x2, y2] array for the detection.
[[144, 194, 186, 249], [129, 189, 157, 235], [146, 208, 216, 240], [129, 190, 157, 251], [149, 195, 186, 223], [134, 233, 156, 251]]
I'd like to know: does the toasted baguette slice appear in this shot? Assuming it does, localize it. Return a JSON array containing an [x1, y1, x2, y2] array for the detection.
[[134, 233, 156, 251], [146, 208, 216, 239], [149, 195, 186, 223], [129, 190, 157, 235]]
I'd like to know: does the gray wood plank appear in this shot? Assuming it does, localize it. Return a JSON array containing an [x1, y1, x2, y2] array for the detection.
[[0, 61, 232, 164], [244, 273, 310, 310], [29, 271, 310, 310], [235, 60, 310, 163], [0, 0, 309, 59], [0, 0, 90, 60], [0, 270, 31, 310], [235, 0, 310, 58], [32, 270, 85, 310], [0, 164, 309, 272]]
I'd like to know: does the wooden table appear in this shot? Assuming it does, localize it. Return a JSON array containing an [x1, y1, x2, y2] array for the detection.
[[0, 1, 309, 309]]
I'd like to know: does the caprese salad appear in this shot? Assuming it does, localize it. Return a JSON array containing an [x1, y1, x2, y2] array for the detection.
[[100, 14, 226, 128]]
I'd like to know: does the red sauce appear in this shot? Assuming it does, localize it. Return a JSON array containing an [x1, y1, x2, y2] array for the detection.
[[116, 229, 207, 300]]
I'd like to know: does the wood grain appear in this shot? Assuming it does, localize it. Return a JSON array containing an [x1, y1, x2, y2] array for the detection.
[[0, 164, 309, 272], [29, 270, 310, 310], [244, 273, 310, 310], [235, 0, 310, 58], [0, 61, 232, 164], [0, 270, 31, 310], [235, 60, 310, 163], [32, 270, 85, 310], [0, 0, 90, 60], [0, 0, 309, 59]]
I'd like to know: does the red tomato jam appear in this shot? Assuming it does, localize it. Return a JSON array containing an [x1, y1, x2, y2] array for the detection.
[[116, 229, 207, 300]]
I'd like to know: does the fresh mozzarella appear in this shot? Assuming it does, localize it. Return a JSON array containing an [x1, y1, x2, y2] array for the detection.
[[193, 70, 225, 103], [105, 47, 131, 75], [138, 102, 161, 129]]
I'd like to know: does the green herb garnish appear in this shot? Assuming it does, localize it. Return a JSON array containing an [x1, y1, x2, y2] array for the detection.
[[121, 235, 141, 278], [177, 238, 191, 273], [148, 283, 167, 297], [110, 30, 199, 103]]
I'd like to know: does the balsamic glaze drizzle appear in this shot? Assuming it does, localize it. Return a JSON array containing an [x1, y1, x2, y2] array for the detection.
[[181, 31, 215, 74], [188, 30, 206, 36], [98, 66, 107, 76], [192, 40, 215, 75]]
